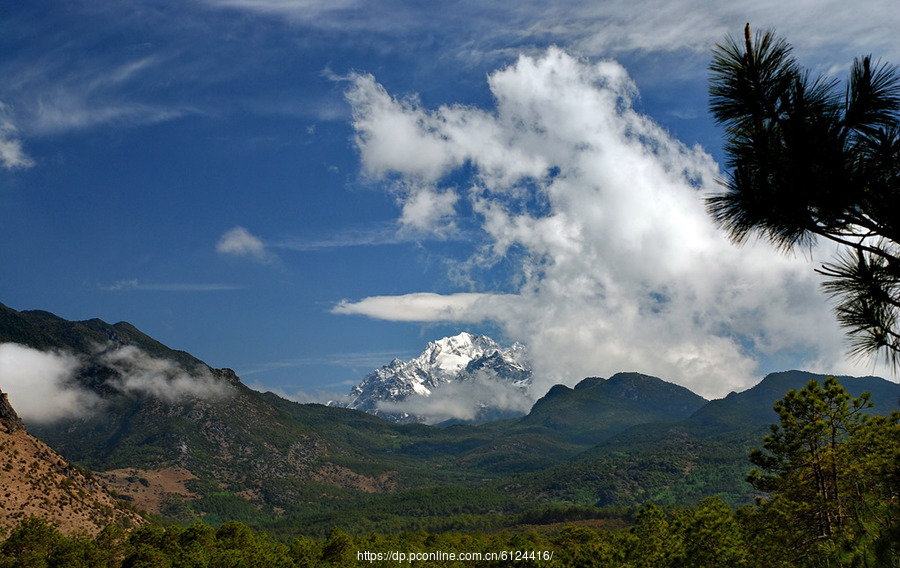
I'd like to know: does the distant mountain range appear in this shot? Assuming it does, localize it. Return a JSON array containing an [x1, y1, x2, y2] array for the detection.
[[2, 300, 899, 536], [332, 332, 532, 424], [517, 369, 900, 507]]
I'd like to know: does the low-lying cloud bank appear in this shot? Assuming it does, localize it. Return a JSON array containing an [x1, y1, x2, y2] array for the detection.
[[375, 370, 534, 425], [336, 48, 875, 399], [0, 342, 231, 424], [98, 344, 232, 403], [0, 343, 100, 423]]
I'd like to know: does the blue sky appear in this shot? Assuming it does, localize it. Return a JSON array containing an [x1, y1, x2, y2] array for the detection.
[[1, 0, 898, 401]]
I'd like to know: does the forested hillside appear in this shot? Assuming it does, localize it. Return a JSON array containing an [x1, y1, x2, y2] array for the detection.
[[2, 302, 900, 565]]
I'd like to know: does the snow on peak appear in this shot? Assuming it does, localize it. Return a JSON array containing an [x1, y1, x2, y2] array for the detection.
[[334, 332, 532, 424], [422, 332, 499, 376]]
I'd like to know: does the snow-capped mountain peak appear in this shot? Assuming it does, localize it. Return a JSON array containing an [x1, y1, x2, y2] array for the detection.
[[420, 332, 502, 377], [334, 332, 532, 424]]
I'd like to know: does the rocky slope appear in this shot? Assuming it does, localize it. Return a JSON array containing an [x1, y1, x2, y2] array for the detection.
[[0, 389, 144, 535]]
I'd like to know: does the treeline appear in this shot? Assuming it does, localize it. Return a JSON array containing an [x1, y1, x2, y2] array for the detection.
[[1, 378, 898, 567], [1, 496, 896, 568]]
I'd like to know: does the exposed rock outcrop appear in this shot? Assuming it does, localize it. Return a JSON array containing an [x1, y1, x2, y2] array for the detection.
[[0, 389, 25, 434]]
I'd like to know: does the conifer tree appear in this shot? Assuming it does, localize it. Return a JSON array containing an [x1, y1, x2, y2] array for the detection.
[[708, 25, 900, 369]]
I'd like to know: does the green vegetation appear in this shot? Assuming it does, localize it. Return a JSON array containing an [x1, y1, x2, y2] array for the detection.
[[5, 302, 899, 537], [3, 377, 897, 567], [744, 377, 900, 565]]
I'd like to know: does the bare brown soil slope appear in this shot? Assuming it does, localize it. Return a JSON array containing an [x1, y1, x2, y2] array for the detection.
[[0, 391, 145, 536], [96, 466, 198, 514]]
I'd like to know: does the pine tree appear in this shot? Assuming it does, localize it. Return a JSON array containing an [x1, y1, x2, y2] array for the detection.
[[708, 25, 900, 369]]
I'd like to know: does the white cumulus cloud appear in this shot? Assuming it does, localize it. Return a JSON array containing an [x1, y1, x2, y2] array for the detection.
[[399, 185, 460, 235], [337, 48, 868, 399], [216, 226, 271, 262], [0, 343, 100, 423]]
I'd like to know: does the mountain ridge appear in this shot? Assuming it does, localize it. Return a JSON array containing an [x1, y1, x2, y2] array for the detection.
[[520, 372, 708, 445], [684, 369, 900, 433], [3, 300, 900, 535]]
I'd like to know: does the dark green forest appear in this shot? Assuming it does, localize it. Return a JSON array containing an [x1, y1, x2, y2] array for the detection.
[[3, 378, 898, 568]]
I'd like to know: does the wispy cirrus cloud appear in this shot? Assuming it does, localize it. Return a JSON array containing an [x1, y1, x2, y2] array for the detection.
[[3, 50, 194, 137], [103, 279, 242, 292], [239, 348, 417, 377], [272, 219, 471, 252], [6, 0, 893, 147], [200, 0, 362, 21], [197, 0, 900, 64], [273, 223, 405, 251], [0, 103, 33, 169]]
